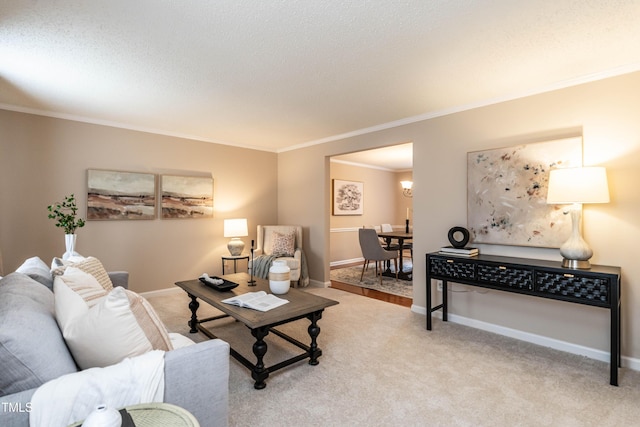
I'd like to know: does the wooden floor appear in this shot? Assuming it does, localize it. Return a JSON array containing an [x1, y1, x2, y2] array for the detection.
[[330, 263, 412, 308]]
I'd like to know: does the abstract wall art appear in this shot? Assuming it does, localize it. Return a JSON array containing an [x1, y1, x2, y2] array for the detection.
[[467, 136, 583, 247]]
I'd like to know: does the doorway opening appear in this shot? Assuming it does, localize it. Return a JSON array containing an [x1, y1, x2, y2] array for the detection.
[[328, 142, 413, 306]]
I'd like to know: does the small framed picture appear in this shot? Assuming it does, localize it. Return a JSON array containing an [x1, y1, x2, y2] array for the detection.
[[332, 179, 363, 216]]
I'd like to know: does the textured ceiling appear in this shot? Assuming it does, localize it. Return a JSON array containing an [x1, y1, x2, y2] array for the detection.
[[2, 1, 640, 152]]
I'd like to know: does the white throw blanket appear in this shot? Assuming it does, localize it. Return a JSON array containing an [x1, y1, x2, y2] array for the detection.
[[30, 350, 165, 427]]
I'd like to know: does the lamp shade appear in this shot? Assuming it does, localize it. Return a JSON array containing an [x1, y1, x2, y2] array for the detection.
[[546, 167, 610, 205], [400, 181, 413, 190], [223, 218, 248, 237]]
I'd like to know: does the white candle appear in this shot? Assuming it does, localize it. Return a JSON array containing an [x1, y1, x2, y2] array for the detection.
[[406, 208, 409, 219]]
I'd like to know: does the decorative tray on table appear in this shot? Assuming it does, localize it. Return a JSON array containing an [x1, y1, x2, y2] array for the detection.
[[198, 274, 239, 291]]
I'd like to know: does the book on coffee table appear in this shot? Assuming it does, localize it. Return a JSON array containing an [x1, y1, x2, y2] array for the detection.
[[221, 291, 289, 312]]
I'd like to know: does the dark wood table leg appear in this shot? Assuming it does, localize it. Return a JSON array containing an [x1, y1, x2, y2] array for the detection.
[[379, 236, 412, 280], [610, 279, 620, 386], [443, 280, 448, 322], [251, 326, 270, 389], [187, 293, 199, 333], [397, 237, 413, 280], [426, 274, 432, 330], [307, 310, 323, 365], [397, 237, 405, 273], [383, 237, 393, 273]]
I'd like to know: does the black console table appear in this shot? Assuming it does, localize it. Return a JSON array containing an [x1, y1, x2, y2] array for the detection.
[[425, 252, 621, 386]]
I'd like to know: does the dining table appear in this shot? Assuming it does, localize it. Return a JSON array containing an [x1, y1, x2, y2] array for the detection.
[[377, 231, 412, 280]]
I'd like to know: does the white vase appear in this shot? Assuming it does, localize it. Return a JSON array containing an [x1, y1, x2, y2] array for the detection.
[[269, 260, 290, 294], [63, 234, 78, 260]]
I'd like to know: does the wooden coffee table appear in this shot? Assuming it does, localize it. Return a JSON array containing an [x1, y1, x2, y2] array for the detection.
[[175, 273, 339, 389]]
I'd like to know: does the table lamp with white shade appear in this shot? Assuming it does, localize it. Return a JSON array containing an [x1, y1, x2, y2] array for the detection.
[[223, 218, 248, 256], [546, 166, 610, 269]]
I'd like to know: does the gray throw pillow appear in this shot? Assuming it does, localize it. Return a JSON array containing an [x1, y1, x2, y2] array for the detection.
[[15, 256, 53, 290], [0, 273, 77, 396]]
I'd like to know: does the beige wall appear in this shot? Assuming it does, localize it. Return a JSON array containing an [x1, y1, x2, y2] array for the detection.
[[2, 71, 639, 362], [0, 111, 278, 292], [278, 71, 640, 363]]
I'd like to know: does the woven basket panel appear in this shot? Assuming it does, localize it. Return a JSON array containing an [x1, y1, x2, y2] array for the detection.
[[477, 265, 533, 290], [429, 258, 476, 280], [535, 272, 609, 304]]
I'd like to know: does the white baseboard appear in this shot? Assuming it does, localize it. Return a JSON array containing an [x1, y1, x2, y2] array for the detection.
[[330, 257, 364, 267], [411, 304, 427, 315], [410, 304, 640, 371], [140, 287, 182, 298], [309, 279, 331, 288]]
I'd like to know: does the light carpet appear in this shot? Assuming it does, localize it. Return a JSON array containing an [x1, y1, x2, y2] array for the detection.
[[148, 287, 640, 427], [330, 263, 413, 298]]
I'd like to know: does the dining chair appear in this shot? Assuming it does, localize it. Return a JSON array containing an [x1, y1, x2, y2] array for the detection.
[[379, 224, 400, 251], [358, 228, 399, 285]]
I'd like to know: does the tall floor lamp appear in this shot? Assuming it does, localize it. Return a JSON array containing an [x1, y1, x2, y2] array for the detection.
[[546, 167, 610, 269]]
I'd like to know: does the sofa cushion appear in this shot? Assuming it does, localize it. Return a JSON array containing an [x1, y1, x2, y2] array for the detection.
[[52, 256, 114, 291], [0, 273, 77, 397], [59, 287, 173, 369], [15, 256, 54, 290]]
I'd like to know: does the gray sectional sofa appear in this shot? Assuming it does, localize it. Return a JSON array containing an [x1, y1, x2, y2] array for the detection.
[[0, 260, 229, 427]]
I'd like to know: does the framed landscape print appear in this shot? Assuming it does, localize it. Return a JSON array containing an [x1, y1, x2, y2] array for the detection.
[[87, 169, 156, 220], [161, 175, 213, 219], [467, 136, 582, 247], [332, 179, 364, 215]]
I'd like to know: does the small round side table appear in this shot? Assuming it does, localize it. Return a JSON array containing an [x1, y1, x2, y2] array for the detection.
[[124, 403, 199, 426], [70, 403, 199, 427], [221, 254, 249, 274]]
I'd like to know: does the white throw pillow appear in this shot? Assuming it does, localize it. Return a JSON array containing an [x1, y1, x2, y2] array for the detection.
[[62, 287, 173, 369], [51, 255, 86, 269], [52, 256, 114, 291], [169, 332, 196, 349], [16, 256, 51, 276], [16, 256, 54, 289], [53, 267, 107, 332], [56, 267, 107, 307]]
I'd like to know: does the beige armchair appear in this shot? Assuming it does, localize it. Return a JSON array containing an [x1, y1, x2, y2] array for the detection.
[[249, 225, 303, 286]]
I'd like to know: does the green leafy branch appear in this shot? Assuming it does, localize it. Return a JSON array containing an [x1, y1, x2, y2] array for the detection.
[[47, 194, 85, 234]]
